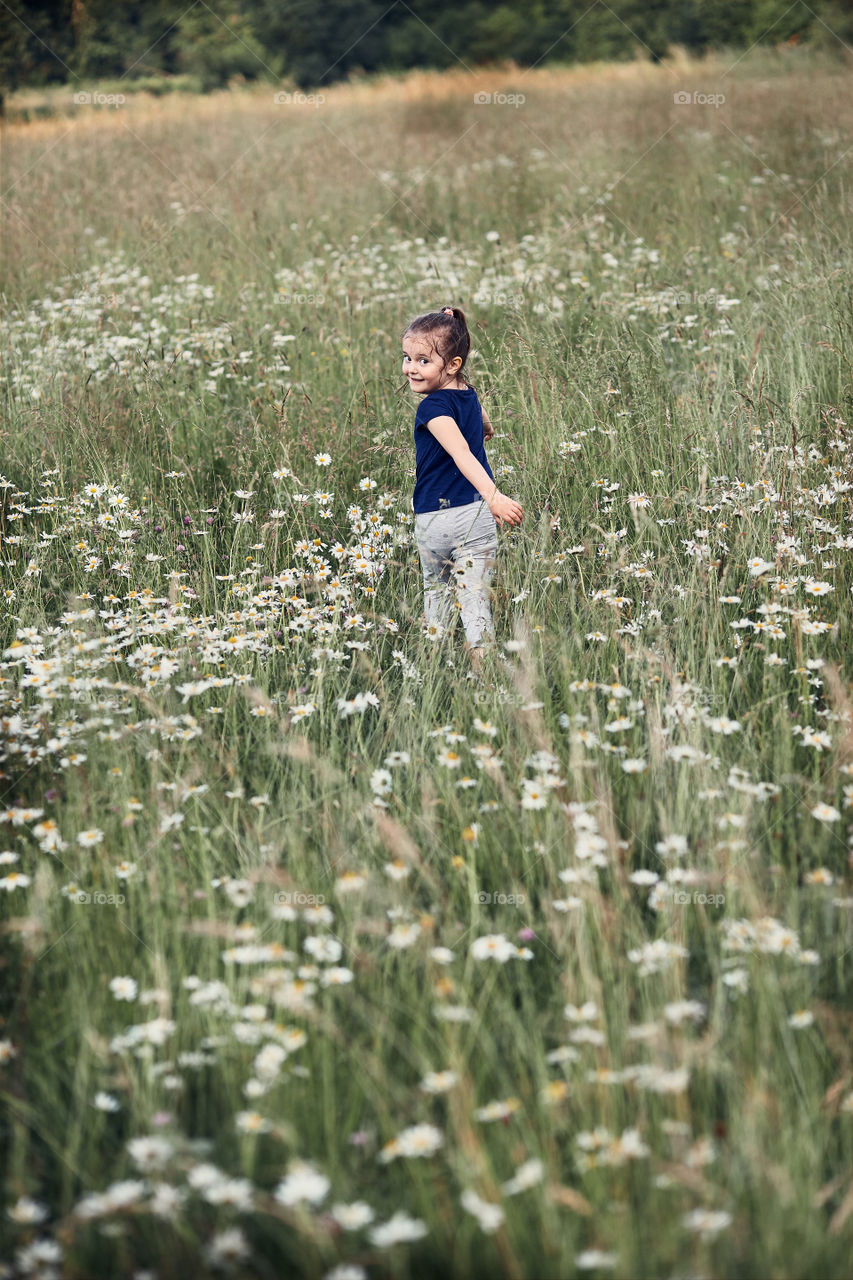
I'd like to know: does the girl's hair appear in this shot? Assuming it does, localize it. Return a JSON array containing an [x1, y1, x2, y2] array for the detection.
[[403, 306, 473, 387]]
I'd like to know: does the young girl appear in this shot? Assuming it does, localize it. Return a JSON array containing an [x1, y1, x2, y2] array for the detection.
[[402, 305, 523, 671]]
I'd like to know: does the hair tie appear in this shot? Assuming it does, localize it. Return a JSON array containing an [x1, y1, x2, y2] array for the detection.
[[443, 307, 453, 316]]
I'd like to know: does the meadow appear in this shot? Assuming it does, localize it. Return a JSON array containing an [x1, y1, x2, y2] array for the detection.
[[2, 46, 853, 1280]]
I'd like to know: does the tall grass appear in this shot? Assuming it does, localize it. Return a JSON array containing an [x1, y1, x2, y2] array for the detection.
[[1, 47, 853, 1280]]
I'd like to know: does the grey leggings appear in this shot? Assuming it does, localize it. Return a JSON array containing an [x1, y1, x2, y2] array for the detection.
[[414, 500, 498, 646]]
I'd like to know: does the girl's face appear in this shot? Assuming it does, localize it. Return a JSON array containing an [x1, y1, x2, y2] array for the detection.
[[402, 333, 463, 394]]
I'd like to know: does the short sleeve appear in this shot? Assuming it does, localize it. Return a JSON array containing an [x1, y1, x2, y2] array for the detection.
[[414, 390, 456, 429]]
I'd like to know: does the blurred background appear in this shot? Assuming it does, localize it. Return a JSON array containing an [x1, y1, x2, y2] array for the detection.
[[3, 0, 852, 107]]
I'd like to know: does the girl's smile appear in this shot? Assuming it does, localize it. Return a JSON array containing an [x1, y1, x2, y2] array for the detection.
[[402, 335, 465, 394]]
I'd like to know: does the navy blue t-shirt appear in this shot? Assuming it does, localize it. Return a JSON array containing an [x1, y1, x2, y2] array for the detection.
[[412, 386, 494, 514]]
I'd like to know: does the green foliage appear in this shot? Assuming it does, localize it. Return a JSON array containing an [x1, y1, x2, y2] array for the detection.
[[171, 8, 279, 90], [3, 0, 852, 94]]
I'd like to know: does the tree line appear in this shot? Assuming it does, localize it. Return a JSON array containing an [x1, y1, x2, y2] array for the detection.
[[2, 0, 851, 93]]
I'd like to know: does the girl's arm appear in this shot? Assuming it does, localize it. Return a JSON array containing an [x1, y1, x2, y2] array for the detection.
[[424, 415, 522, 527], [481, 407, 495, 441]]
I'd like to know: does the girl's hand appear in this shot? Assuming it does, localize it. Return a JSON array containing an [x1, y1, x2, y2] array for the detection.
[[489, 491, 523, 527]]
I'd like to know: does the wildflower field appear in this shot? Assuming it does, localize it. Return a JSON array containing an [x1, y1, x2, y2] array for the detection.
[[2, 48, 853, 1280]]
